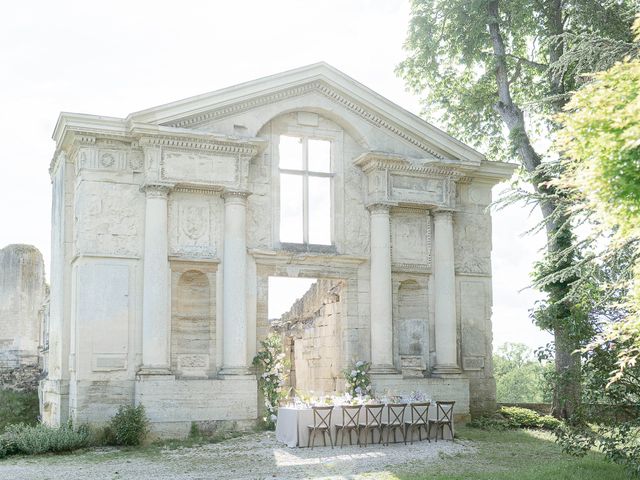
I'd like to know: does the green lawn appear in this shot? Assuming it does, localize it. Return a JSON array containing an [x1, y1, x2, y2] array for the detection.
[[388, 426, 628, 480]]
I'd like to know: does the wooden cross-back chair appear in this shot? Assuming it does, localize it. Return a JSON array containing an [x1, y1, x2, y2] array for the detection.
[[307, 405, 334, 449], [335, 405, 361, 447], [428, 401, 455, 442], [382, 403, 407, 445], [358, 404, 384, 447], [404, 402, 430, 444]]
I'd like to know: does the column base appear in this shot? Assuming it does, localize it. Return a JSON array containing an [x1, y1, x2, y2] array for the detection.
[[218, 366, 253, 377], [432, 364, 462, 376]]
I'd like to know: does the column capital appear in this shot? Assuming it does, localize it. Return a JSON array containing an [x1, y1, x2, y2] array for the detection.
[[366, 202, 394, 214], [222, 189, 250, 203], [433, 209, 454, 221], [141, 183, 172, 198]]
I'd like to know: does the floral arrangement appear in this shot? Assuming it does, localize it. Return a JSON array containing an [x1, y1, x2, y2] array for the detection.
[[343, 360, 372, 397], [253, 333, 289, 429]]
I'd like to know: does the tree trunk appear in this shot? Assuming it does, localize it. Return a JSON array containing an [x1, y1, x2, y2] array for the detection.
[[487, 0, 581, 419]]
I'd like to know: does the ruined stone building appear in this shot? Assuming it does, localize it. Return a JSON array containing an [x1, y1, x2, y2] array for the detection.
[[41, 63, 514, 434], [0, 244, 48, 368]]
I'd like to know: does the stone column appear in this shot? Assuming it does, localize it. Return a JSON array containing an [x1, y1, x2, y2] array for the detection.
[[140, 184, 171, 373], [220, 190, 250, 375], [432, 210, 460, 374], [368, 203, 394, 371]]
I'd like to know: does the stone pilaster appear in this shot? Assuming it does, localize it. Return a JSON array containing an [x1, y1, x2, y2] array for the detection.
[[368, 203, 395, 372], [432, 210, 460, 374], [220, 190, 250, 375], [140, 183, 172, 373]]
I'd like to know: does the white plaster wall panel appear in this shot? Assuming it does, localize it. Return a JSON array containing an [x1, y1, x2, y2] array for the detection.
[[73, 262, 132, 380], [168, 191, 220, 258], [74, 181, 144, 258]]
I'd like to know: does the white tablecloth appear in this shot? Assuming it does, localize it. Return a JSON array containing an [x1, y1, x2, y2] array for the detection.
[[275, 404, 453, 448]]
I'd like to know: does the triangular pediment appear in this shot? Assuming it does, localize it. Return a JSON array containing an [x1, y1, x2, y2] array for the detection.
[[126, 63, 485, 164]]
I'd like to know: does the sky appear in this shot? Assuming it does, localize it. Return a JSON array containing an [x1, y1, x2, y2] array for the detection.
[[0, 0, 552, 351]]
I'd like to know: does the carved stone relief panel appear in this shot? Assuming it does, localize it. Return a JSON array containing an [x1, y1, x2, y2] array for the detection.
[[391, 209, 430, 267], [454, 212, 491, 274], [460, 280, 487, 369], [74, 182, 143, 257], [168, 191, 219, 258], [161, 150, 237, 186]]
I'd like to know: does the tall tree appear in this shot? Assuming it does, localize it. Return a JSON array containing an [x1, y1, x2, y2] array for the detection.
[[398, 0, 638, 418]]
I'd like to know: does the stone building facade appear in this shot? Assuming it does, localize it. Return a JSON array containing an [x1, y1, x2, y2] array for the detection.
[[41, 63, 514, 434], [0, 244, 48, 368]]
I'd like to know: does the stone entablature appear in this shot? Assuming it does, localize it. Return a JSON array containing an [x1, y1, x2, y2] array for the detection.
[[42, 63, 515, 434]]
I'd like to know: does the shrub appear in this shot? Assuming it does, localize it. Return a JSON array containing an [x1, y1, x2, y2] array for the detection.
[[499, 406, 561, 430], [538, 414, 562, 430], [108, 404, 149, 446], [467, 414, 511, 430], [499, 406, 542, 428], [0, 389, 40, 433], [470, 407, 563, 431], [0, 421, 90, 456]]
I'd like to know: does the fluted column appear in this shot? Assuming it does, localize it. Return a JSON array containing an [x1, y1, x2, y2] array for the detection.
[[432, 210, 460, 374], [140, 183, 171, 372], [368, 203, 395, 371], [220, 190, 250, 375]]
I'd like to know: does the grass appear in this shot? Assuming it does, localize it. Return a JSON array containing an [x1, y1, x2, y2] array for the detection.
[[0, 389, 39, 433], [388, 426, 629, 480]]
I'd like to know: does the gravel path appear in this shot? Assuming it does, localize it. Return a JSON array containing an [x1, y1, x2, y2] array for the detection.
[[0, 431, 471, 480]]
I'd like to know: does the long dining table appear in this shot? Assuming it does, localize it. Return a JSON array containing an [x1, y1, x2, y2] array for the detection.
[[275, 403, 454, 448]]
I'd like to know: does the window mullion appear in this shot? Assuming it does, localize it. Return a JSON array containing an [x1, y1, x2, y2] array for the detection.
[[302, 138, 309, 245]]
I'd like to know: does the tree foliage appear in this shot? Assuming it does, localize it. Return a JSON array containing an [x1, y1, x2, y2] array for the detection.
[[399, 0, 639, 419], [494, 343, 552, 403]]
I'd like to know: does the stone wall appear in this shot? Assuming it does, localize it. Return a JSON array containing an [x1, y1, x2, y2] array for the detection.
[[0, 244, 48, 368], [0, 365, 42, 392], [275, 279, 344, 394]]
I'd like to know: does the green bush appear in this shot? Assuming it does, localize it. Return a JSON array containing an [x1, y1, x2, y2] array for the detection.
[[500, 406, 542, 428], [499, 406, 561, 430], [0, 389, 40, 433], [467, 414, 512, 430], [538, 414, 562, 430], [0, 421, 90, 457], [108, 404, 149, 446], [470, 407, 563, 431]]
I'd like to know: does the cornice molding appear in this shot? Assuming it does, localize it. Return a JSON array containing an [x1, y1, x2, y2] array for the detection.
[[163, 80, 447, 158], [139, 135, 259, 157], [354, 151, 464, 178]]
